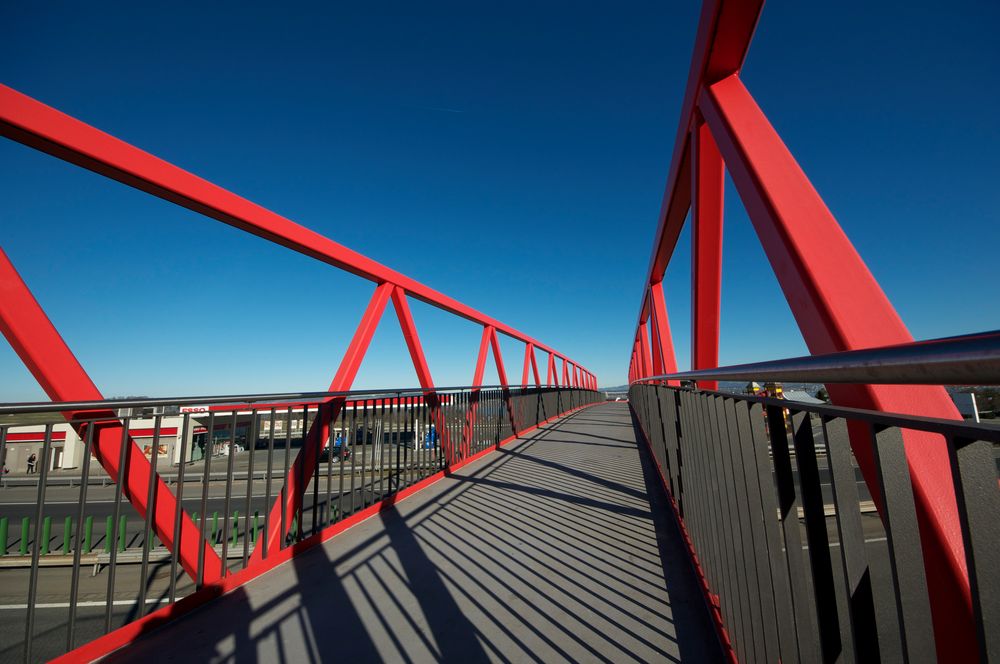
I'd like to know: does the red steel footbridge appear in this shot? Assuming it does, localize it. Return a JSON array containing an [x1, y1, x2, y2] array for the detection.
[[1, 1, 998, 662]]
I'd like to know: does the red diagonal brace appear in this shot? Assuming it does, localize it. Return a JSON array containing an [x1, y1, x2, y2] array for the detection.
[[638, 321, 653, 380], [691, 116, 725, 391], [701, 73, 973, 662], [649, 281, 680, 386], [249, 282, 393, 565], [0, 248, 223, 583], [462, 326, 493, 457], [391, 287, 455, 464], [520, 343, 541, 388]]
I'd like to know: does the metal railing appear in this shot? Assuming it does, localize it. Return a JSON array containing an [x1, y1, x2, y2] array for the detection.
[[0, 385, 600, 662], [628, 335, 1000, 663], [625, 1, 994, 660]]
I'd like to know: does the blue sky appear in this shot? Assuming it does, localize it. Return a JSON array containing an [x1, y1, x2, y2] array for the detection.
[[1, 1, 998, 400]]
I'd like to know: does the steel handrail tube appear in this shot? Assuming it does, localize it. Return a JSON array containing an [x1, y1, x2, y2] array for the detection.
[[0, 384, 559, 415], [632, 329, 1000, 386]]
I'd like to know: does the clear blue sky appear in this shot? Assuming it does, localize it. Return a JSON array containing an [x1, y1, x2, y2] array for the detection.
[[1, 1, 998, 400]]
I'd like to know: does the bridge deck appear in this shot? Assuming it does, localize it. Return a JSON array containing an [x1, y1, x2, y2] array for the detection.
[[110, 403, 721, 663]]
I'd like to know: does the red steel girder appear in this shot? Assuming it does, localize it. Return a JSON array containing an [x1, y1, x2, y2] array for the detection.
[[0, 84, 591, 380], [249, 282, 393, 565], [0, 248, 224, 583], [700, 72, 973, 662], [638, 321, 653, 380], [520, 343, 541, 388], [635, 0, 764, 328], [691, 118, 725, 391]]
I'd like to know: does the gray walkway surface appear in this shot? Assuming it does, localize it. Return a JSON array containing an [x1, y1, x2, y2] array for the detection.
[[108, 403, 722, 663]]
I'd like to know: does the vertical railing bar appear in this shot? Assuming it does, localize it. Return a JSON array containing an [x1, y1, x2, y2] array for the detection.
[[378, 398, 386, 501], [789, 409, 843, 661], [67, 419, 96, 651], [735, 398, 789, 663], [105, 419, 131, 633], [700, 393, 732, 640], [711, 395, 747, 661], [137, 414, 163, 618], [868, 423, 936, 661], [312, 403, 321, 535], [168, 413, 191, 603], [326, 402, 336, 526], [743, 399, 800, 664], [196, 411, 214, 587], [394, 395, 402, 495], [767, 403, 822, 662], [947, 433, 1000, 662], [349, 401, 357, 515], [336, 404, 347, 522], [280, 406, 292, 549], [722, 397, 767, 663], [404, 396, 412, 487], [360, 400, 369, 509], [821, 415, 882, 662], [262, 408, 276, 560], [24, 423, 54, 662], [242, 410, 258, 567], [692, 391, 719, 603], [219, 410, 238, 577], [297, 404, 308, 542]]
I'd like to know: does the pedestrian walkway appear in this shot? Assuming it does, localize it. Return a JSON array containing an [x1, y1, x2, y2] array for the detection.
[[107, 403, 722, 663]]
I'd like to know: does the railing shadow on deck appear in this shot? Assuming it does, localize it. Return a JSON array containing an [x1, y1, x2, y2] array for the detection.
[[103, 405, 722, 663]]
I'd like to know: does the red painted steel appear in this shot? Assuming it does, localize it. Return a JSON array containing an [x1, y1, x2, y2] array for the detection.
[[690, 118, 724, 391], [249, 283, 393, 565], [698, 74, 972, 660], [391, 286, 458, 463], [0, 249, 224, 583], [636, 0, 762, 312], [0, 83, 595, 593], [630, 1, 973, 658], [462, 326, 493, 457], [648, 281, 680, 386], [638, 321, 653, 380], [520, 343, 541, 388], [0, 84, 590, 381]]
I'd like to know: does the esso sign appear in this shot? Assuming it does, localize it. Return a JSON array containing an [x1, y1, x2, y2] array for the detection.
[[180, 406, 210, 413]]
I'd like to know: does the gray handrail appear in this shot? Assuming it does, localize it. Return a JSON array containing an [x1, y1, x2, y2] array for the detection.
[[632, 330, 1000, 385], [0, 384, 593, 415]]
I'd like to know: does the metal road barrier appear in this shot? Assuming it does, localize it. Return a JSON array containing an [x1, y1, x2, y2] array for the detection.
[[0, 385, 600, 661]]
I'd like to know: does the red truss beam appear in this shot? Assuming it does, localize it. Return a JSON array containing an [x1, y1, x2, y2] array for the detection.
[[462, 326, 494, 457], [249, 283, 393, 565], [521, 343, 541, 388], [698, 75, 972, 662], [648, 282, 680, 385], [690, 117, 725, 391], [630, 2, 973, 659], [0, 84, 591, 380], [0, 249, 224, 583], [0, 83, 598, 586]]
